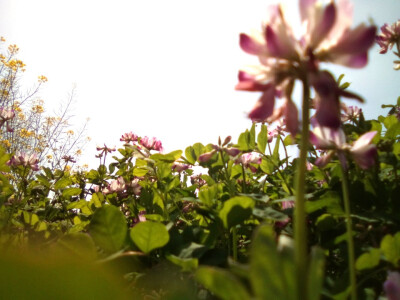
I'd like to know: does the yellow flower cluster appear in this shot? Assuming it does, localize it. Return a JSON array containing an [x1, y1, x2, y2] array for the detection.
[[5, 59, 25, 72], [32, 105, 44, 114], [1, 140, 11, 148], [8, 44, 19, 55], [38, 75, 48, 83], [19, 128, 35, 138]]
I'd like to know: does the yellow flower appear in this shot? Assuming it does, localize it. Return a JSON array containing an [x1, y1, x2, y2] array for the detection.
[[46, 155, 53, 160], [75, 149, 82, 155], [0, 37, 5, 42], [8, 44, 19, 55], [38, 75, 48, 83], [32, 105, 44, 114], [67, 130, 74, 135], [1, 140, 11, 148]]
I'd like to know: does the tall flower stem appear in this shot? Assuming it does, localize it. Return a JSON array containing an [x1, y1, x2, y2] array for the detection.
[[294, 77, 310, 299], [339, 160, 357, 300]]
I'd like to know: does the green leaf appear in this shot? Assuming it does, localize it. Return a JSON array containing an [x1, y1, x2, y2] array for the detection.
[[166, 254, 198, 272], [219, 196, 255, 229], [151, 150, 182, 162], [257, 124, 268, 153], [130, 221, 169, 254], [184, 146, 196, 164], [54, 177, 72, 190], [237, 126, 255, 151], [356, 248, 381, 270], [199, 185, 218, 206], [89, 205, 127, 253], [157, 162, 172, 179], [260, 157, 275, 174], [62, 187, 82, 198], [250, 225, 294, 299], [133, 167, 148, 177], [307, 247, 325, 300], [195, 267, 251, 300], [380, 232, 400, 267], [55, 233, 97, 261]]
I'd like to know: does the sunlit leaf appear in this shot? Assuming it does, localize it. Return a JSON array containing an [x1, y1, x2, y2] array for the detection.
[[130, 221, 169, 254]]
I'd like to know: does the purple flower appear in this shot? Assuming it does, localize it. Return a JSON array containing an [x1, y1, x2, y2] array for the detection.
[[310, 125, 377, 169], [120, 132, 138, 143], [236, 152, 262, 173], [384, 272, 400, 300], [172, 162, 190, 172], [7, 152, 40, 171], [376, 20, 400, 54], [341, 104, 362, 123], [198, 150, 217, 163], [139, 136, 163, 152], [237, 0, 376, 129], [103, 177, 126, 195]]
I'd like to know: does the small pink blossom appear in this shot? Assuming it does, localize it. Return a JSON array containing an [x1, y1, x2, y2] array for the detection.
[[310, 125, 377, 169], [341, 105, 362, 123], [198, 150, 216, 163], [128, 178, 142, 195], [172, 162, 190, 172], [103, 177, 126, 195], [7, 152, 40, 171], [133, 211, 146, 225], [384, 272, 400, 300], [376, 20, 400, 54], [139, 136, 163, 152], [0, 107, 15, 132], [120, 132, 138, 143], [236, 152, 262, 173]]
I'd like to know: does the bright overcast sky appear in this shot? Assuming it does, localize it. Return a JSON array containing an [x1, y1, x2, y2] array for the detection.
[[1, 0, 400, 167]]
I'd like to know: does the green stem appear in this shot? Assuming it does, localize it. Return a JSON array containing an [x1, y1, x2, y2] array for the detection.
[[232, 226, 238, 261], [339, 161, 357, 300], [294, 78, 310, 300]]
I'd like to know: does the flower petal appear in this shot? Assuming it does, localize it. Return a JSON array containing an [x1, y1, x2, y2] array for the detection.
[[299, 0, 317, 22], [307, 3, 337, 49], [239, 33, 265, 55], [352, 131, 377, 151], [248, 84, 276, 122], [284, 99, 299, 136]]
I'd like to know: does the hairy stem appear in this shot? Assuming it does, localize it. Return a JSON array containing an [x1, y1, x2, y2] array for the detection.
[[294, 77, 310, 299], [339, 160, 357, 300]]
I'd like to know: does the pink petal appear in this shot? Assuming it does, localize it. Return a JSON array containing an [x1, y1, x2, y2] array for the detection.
[[235, 71, 270, 92], [352, 145, 377, 169], [311, 72, 341, 128], [308, 3, 337, 49], [315, 151, 334, 168], [284, 99, 299, 136], [352, 131, 377, 151], [248, 85, 276, 122], [329, 25, 377, 55], [299, 0, 317, 22], [239, 33, 265, 55], [324, 0, 353, 45], [265, 25, 297, 60]]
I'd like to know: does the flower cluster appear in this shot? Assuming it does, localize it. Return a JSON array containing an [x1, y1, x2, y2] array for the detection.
[[139, 136, 163, 152], [7, 152, 40, 171], [198, 136, 240, 163], [310, 124, 377, 169], [236, 0, 376, 133], [376, 19, 400, 69]]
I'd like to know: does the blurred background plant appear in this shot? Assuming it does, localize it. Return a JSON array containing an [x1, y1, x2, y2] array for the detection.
[[0, 37, 89, 175]]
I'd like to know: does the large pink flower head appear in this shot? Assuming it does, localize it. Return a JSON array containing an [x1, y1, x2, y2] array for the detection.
[[310, 124, 377, 169], [7, 152, 40, 171], [237, 0, 376, 132]]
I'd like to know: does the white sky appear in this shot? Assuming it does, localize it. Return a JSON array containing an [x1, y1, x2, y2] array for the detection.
[[1, 0, 400, 167]]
